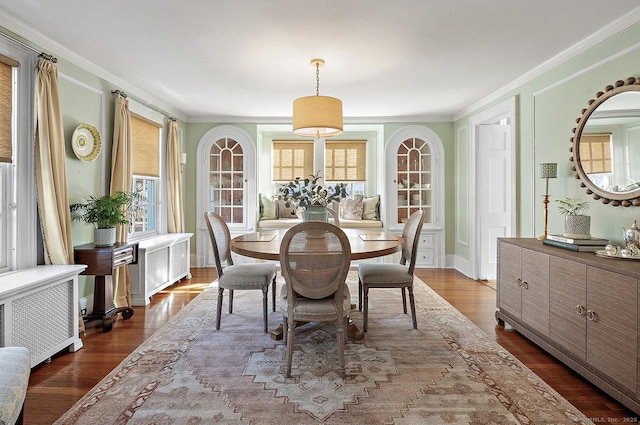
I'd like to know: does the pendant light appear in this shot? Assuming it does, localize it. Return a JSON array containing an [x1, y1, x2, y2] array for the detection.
[[292, 59, 343, 138]]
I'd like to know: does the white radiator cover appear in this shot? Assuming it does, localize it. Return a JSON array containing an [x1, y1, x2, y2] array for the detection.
[[0, 265, 86, 367], [129, 233, 193, 306]]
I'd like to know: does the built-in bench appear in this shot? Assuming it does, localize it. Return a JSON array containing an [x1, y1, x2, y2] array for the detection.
[[258, 194, 382, 230]]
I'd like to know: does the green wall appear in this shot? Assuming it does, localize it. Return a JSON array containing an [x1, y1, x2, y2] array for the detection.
[[454, 20, 640, 264]]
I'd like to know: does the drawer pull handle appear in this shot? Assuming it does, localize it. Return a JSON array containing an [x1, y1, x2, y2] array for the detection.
[[522, 281, 528, 289], [586, 310, 598, 321], [515, 278, 522, 287], [575, 305, 586, 316]]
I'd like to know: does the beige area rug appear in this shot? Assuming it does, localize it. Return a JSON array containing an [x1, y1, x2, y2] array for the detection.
[[55, 272, 592, 425]]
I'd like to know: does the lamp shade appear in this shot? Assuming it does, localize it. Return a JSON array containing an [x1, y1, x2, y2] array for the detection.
[[293, 95, 343, 138], [539, 162, 557, 179]]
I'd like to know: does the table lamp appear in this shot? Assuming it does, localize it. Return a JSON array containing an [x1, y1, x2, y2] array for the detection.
[[538, 162, 557, 240]]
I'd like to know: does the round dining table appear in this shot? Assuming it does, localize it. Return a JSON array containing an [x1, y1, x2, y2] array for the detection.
[[230, 227, 404, 341], [230, 227, 403, 262]]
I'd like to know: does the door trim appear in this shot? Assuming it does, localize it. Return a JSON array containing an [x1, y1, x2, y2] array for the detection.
[[468, 97, 516, 280]]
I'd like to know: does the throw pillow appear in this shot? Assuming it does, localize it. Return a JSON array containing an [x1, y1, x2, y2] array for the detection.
[[362, 195, 380, 220], [277, 200, 297, 218], [259, 194, 278, 220], [341, 195, 364, 220]]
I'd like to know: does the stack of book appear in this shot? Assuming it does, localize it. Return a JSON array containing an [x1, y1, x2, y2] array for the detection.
[[543, 235, 609, 252]]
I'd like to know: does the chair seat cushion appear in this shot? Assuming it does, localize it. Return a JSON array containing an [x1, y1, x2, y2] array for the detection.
[[0, 346, 30, 425], [279, 284, 351, 321], [219, 263, 277, 290], [358, 263, 412, 288]]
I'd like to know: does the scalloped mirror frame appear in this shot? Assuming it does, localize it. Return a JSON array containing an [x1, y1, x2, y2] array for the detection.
[[570, 77, 640, 207]]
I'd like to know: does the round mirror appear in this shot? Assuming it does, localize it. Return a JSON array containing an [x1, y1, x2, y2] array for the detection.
[[571, 77, 640, 206]]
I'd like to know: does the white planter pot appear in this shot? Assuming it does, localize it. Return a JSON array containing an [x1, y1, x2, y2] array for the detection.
[[94, 227, 116, 246], [563, 215, 591, 239]]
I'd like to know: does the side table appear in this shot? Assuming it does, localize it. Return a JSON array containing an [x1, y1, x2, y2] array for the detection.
[[74, 241, 138, 332]]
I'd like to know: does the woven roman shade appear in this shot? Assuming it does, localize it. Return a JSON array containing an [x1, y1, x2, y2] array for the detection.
[[131, 113, 161, 177], [273, 141, 314, 181], [580, 133, 611, 174], [0, 54, 19, 163], [325, 140, 366, 181]]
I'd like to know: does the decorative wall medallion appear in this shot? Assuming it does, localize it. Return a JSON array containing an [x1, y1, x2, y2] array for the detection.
[[71, 123, 101, 162]]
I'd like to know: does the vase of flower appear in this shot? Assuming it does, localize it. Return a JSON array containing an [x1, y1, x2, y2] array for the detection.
[[302, 205, 328, 222]]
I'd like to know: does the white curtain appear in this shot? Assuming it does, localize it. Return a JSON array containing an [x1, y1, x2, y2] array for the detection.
[[167, 119, 183, 233], [110, 95, 133, 307]]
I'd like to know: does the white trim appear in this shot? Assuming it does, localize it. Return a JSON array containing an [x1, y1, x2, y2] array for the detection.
[[455, 6, 640, 121], [468, 97, 516, 280]]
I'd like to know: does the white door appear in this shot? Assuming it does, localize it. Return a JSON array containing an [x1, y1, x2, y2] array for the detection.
[[478, 124, 512, 280]]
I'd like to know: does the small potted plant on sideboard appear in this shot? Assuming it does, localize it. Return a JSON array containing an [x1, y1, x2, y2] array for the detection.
[[555, 197, 591, 239], [70, 191, 136, 246]]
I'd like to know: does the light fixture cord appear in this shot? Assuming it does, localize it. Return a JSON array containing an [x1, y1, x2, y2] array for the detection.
[[316, 62, 320, 96]]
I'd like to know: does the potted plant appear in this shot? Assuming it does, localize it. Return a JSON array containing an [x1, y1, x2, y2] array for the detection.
[[278, 171, 348, 221], [70, 190, 137, 246], [555, 197, 591, 239]]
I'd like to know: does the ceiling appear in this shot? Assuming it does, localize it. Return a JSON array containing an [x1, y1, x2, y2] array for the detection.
[[0, 1, 639, 123]]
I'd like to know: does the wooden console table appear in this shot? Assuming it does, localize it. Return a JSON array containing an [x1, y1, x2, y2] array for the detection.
[[74, 241, 138, 332]]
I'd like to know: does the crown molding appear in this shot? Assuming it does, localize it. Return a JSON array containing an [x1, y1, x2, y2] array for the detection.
[[0, 14, 186, 121], [186, 114, 454, 124], [454, 6, 640, 121]]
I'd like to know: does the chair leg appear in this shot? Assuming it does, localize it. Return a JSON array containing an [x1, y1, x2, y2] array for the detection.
[[262, 288, 268, 333], [363, 286, 369, 332], [216, 288, 224, 330], [401, 287, 407, 314], [272, 276, 276, 312], [408, 286, 417, 329], [282, 317, 288, 344], [285, 320, 296, 378], [336, 318, 346, 378], [358, 276, 362, 311]]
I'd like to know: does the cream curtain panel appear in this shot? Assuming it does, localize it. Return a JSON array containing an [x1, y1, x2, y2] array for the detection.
[[35, 58, 83, 332], [110, 95, 133, 307], [167, 119, 183, 233], [34, 57, 74, 266]]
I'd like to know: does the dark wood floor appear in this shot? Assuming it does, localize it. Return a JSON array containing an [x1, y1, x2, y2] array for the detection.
[[25, 268, 637, 424]]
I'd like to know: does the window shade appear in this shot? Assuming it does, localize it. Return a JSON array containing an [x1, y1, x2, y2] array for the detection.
[[0, 55, 19, 163], [325, 140, 367, 181], [131, 113, 161, 177], [272, 141, 314, 181], [580, 133, 612, 174]]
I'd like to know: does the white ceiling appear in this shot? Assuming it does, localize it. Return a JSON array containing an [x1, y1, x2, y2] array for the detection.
[[0, 1, 639, 123]]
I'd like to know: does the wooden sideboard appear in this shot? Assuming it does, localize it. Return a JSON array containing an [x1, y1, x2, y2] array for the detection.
[[496, 238, 640, 414]]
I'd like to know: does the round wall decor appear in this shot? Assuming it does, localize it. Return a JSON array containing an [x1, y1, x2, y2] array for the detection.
[[71, 123, 101, 162]]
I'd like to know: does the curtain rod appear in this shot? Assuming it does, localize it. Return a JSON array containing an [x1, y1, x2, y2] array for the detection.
[[0, 30, 57, 62], [112, 89, 177, 122]]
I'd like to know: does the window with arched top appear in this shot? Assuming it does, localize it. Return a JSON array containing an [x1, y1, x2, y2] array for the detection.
[[196, 125, 256, 267]]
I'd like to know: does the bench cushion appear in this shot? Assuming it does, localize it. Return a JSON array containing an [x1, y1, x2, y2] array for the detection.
[[257, 218, 382, 230]]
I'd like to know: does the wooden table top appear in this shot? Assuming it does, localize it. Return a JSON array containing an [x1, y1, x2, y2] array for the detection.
[[230, 228, 403, 261]]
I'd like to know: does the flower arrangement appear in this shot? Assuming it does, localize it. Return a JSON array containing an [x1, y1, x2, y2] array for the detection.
[[277, 171, 348, 210]]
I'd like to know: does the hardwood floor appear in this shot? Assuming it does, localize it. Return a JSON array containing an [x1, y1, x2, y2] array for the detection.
[[25, 268, 637, 424]]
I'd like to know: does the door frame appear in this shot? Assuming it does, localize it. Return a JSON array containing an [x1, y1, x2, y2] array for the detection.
[[468, 97, 516, 280]]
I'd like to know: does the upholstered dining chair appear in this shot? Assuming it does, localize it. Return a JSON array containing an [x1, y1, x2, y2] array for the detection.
[[279, 221, 352, 378], [357, 210, 424, 332], [327, 207, 340, 227], [204, 212, 277, 332]]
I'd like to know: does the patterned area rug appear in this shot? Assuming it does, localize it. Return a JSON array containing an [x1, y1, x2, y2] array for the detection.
[[55, 272, 592, 424]]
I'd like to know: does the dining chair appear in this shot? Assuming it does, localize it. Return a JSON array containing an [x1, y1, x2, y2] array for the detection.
[[327, 207, 340, 227], [357, 210, 424, 332], [278, 221, 352, 378], [204, 212, 277, 332]]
